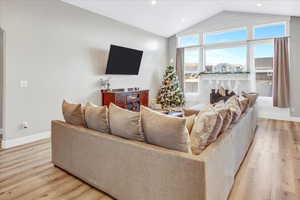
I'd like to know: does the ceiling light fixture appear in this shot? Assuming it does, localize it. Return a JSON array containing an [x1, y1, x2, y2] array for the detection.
[[181, 18, 185, 22], [151, 0, 157, 5], [256, 3, 263, 7]]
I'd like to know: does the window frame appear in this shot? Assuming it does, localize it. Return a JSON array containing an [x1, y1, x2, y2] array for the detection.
[[177, 33, 201, 48], [252, 22, 287, 40], [203, 27, 248, 45]]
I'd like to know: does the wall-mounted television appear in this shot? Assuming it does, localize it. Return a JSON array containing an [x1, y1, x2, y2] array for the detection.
[[105, 45, 143, 75]]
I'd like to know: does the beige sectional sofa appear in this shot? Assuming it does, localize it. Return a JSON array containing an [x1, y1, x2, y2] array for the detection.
[[51, 106, 257, 200]]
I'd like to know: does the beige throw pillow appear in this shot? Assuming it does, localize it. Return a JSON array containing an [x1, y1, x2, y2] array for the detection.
[[242, 92, 258, 107], [183, 109, 200, 117], [239, 96, 249, 113], [62, 100, 86, 127], [200, 105, 224, 141], [214, 103, 233, 133], [190, 110, 218, 155], [226, 96, 242, 123], [141, 106, 191, 153], [85, 103, 110, 133], [185, 114, 196, 134], [109, 103, 145, 142]]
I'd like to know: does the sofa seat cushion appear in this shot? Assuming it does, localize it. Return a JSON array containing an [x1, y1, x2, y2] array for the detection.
[[141, 106, 191, 153], [109, 103, 145, 142], [85, 103, 110, 133], [62, 100, 86, 127]]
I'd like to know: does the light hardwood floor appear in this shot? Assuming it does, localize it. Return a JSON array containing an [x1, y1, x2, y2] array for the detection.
[[0, 119, 299, 200]]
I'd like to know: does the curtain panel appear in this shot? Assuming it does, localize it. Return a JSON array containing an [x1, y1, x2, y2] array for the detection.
[[176, 48, 185, 93], [273, 37, 290, 108]]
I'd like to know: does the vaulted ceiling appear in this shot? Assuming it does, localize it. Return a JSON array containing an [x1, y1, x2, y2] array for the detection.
[[61, 0, 300, 37]]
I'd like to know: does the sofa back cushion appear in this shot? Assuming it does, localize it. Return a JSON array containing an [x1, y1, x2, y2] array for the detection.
[[109, 103, 145, 142], [85, 103, 110, 133], [141, 106, 191, 153], [62, 100, 86, 127]]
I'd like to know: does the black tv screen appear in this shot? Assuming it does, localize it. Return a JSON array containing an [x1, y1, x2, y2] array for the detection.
[[105, 45, 143, 75]]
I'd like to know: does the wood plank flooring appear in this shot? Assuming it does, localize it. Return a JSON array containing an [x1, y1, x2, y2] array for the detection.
[[0, 119, 299, 200]]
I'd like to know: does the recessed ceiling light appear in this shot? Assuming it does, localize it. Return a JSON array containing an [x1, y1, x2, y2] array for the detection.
[[151, 0, 157, 5], [181, 18, 185, 22], [256, 3, 263, 7]]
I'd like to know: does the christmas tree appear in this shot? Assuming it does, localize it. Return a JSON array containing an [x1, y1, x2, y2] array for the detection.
[[157, 65, 185, 110]]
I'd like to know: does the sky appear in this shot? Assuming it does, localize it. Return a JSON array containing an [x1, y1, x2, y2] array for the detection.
[[182, 24, 285, 66]]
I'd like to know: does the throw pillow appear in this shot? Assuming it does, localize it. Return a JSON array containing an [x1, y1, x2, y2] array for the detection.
[[185, 114, 196, 134], [62, 100, 86, 127], [238, 96, 249, 113], [109, 103, 145, 142], [242, 92, 258, 107], [183, 109, 200, 117], [141, 106, 191, 153], [214, 103, 233, 133], [190, 109, 218, 155], [226, 96, 242, 123], [85, 103, 110, 133]]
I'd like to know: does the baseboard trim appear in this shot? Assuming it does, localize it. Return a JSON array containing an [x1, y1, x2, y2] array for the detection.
[[258, 112, 300, 122], [1, 131, 50, 149]]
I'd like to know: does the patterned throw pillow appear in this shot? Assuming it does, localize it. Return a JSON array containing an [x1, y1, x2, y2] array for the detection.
[[190, 108, 219, 155], [242, 92, 258, 107], [62, 100, 86, 127], [183, 109, 200, 117], [238, 96, 249, 113], [226, 96, 242, 123], [185, 114, 196, 134], [213, 103, 232, 133], [85, 103, 110, 133]]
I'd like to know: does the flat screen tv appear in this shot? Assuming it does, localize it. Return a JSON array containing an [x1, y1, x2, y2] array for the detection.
[[105, 45, 143, 75]]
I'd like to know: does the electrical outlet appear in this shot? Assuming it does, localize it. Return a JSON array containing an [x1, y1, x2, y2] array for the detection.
[[20, 80, 28, 88], [21, 121, 29, 129]]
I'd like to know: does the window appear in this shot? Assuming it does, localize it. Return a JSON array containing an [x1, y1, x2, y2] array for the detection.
[[184, 47, 200, 73], [178, 35, 199, 47], [204, 29, 247, 44], [177, 22, 287, 97], [205, 46, 247, 72], [254, 24, 286, 39], [184, 47, 200, 93], [254, 44, 274, 97]]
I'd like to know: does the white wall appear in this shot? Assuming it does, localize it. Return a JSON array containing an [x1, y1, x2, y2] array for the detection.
[[0, 0, 167, 142], [167, 11, 300, 121]]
